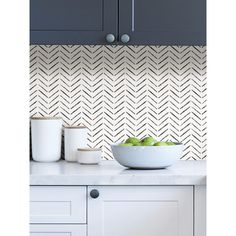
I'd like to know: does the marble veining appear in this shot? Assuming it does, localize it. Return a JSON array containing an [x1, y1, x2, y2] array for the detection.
[[30, 160, 206, 186]]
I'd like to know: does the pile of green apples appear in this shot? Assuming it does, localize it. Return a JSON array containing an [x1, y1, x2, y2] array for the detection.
[[119, 137, 176, 146]]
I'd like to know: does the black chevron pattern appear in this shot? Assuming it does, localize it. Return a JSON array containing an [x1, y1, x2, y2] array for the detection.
[[30, 45, 207, 160]]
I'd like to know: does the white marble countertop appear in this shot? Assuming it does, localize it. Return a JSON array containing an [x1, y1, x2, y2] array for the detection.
[[30, 160, 206, 186]]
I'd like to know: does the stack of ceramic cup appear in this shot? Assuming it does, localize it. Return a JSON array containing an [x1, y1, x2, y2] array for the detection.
[[31, 117, 101, 164]]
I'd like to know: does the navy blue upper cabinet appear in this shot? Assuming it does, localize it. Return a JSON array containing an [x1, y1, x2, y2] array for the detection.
[[30, 0, 118, 44], [30, 0, 206, 45], [119, 0, 206, 45]]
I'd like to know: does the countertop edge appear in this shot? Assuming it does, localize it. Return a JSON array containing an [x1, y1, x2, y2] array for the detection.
[[30, 175, 206, 186], [30, 160, 206, 186]]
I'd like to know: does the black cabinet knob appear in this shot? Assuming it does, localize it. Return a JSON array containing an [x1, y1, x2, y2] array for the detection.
[[90, 189, 99, 199]]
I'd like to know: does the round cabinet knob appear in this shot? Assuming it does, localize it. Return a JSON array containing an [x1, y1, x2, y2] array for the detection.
[[106, 34, 116, 43], [121, 34, 130, 43], [90, 189, 99, 199]]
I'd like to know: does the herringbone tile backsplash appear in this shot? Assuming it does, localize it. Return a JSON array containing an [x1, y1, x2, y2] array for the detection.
[[30, 45, 206, 160]]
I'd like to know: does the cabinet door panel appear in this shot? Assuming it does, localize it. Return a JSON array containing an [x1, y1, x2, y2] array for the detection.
[[119, 0, 206, 45], [30, 186, 86, 223], [31, 0, 103, 31], [30, 0, 118, 44], [30, 224, 86, 236], [88, 186, 193, 236]]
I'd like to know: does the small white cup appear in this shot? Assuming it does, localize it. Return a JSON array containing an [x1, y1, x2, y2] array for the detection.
[[77, 148, 101, 165]]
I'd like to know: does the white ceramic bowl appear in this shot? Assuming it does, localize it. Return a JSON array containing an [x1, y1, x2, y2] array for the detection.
[[111, 143, 184, 169]]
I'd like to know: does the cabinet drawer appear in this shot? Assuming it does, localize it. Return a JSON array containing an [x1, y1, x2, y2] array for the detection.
[[30, 186, 86, 223], [30, 224, 86, 236]]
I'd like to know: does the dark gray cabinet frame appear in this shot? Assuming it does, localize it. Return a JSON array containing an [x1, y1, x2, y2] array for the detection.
[[30, 0, 206, 45]]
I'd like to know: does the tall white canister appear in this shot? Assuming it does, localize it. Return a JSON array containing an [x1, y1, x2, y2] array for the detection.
[[64, 126, 88, 162], [31, 117, 63, 162]]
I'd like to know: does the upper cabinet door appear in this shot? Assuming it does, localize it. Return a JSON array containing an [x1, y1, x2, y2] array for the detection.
[[88, 186, 193, 236], [30, 0, 118, 44], [119, 0, 206, 45]]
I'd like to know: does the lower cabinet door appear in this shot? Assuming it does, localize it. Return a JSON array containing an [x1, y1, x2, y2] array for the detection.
[[88, 186, 193, 236], [30, 224, 86, 236]]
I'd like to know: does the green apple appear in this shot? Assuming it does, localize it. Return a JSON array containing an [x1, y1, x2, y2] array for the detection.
[[166, 142, 175, 146], [119, 143, 133, 147], [142, 142, 153, 146], [134, 142, 142, 146], [141, 137, 157, 146], [154, 141, 169, 146], [125, 137, 141, 145]]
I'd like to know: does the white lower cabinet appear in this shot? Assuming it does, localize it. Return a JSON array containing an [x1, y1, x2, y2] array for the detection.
[[88, 186, 193, 236], [30, 186, 86, 224], [30, 224, 86, 236], [30, 185, 196, 236], [194, 186, 206, 236]]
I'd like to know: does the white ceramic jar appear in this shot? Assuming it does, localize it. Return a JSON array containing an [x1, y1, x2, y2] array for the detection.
[[77, 148, 101, 165], [31, 117, 63, 162], [64, 126, 88, 162]]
